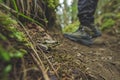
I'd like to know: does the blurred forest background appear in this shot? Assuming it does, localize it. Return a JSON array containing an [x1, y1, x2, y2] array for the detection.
[[0, 0, 120, 80], [57, 0, 120, 33]]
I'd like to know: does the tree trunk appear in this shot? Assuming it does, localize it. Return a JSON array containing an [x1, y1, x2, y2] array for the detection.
[[45, 5, 62, 35]]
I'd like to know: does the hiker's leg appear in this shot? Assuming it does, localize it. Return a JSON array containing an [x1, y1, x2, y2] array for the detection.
[[64, 0, 101, 46], [78, 0, 98, 26]]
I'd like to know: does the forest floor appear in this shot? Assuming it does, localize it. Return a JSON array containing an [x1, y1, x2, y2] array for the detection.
[[10, 24, 120, 80]]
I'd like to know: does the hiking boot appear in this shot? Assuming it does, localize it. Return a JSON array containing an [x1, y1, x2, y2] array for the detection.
[[64, 24, 101, 45], [89, 24, 102, 38], [64, 25, 93, 46]]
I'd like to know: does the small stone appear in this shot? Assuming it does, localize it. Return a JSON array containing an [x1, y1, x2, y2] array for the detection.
[[77, 53, 82, 57], [73, 47, 78, 50]]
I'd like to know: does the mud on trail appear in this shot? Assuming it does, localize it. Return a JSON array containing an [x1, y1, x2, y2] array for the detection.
[[11, 24, 120, 80]]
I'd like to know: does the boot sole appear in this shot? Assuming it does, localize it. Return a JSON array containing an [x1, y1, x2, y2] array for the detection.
[[64, 34, 93, 46]]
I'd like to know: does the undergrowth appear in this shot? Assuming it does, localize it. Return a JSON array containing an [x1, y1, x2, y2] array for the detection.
[[0, 11, 28, 80]]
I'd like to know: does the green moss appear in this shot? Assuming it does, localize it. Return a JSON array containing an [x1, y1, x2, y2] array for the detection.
[[0, 11, 27, 59], [44, 0, 59, 9], [0, 11, 28, 79], [0, 45, 11, 61], [0, 33, 7, 40]]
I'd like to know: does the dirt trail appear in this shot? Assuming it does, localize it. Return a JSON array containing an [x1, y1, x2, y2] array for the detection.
[[16, 24, 120, 80], [50, 34, 120, 80]]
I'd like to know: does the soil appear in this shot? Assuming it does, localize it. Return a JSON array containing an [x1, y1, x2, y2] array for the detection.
[[52, 34, 120, 80], [10, 24, 120, 80]]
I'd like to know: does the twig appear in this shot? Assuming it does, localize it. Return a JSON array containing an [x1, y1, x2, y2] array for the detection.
[[18, 21, 50, 80], [37, 47, 60, 78], [21, 58, 27, 80]]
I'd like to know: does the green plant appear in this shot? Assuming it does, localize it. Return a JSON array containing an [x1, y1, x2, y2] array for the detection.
[[101, 19, 115, 31], [63, 21, 79, 33], [0, 11, 27, 79], [44, 0, 59, 9]]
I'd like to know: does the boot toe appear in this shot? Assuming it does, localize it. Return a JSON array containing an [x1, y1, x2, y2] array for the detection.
[[92, 31, 102, 38]]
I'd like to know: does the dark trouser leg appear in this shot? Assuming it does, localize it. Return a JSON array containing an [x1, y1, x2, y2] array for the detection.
[[78, 0, 98, 26]]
